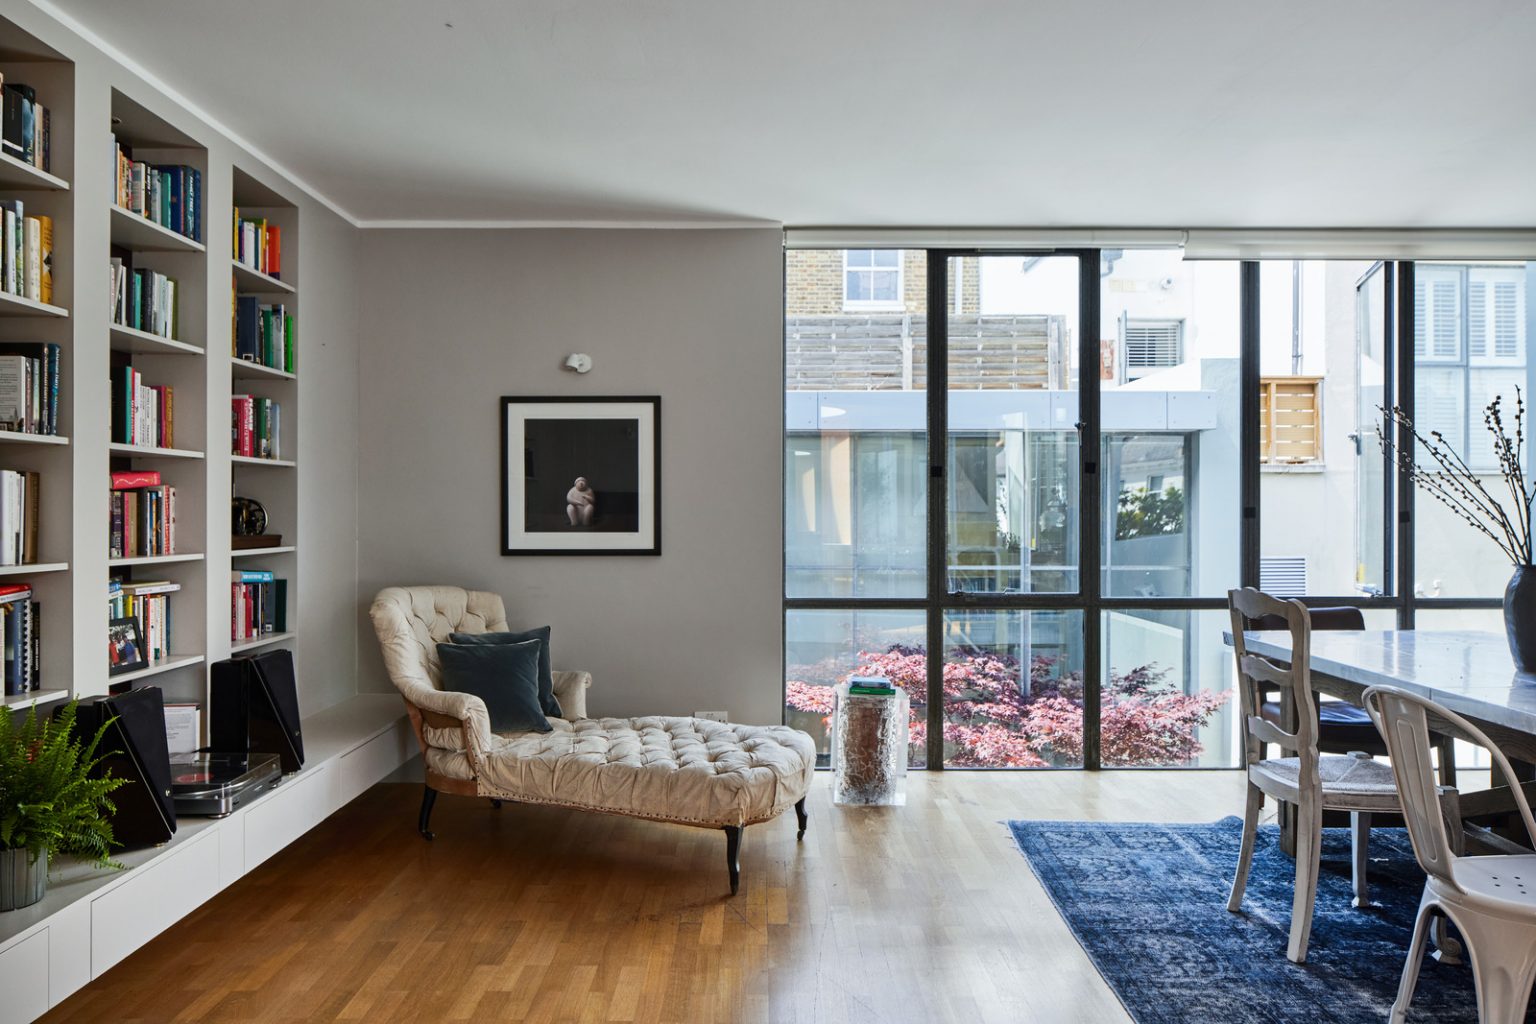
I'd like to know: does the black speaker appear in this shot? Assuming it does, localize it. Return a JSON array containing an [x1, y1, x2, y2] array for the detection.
[[69, 687, 176, 848], [210, 649, 304, 772]]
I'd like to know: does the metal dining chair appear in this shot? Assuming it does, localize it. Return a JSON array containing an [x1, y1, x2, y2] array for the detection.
[[1227, 588, 1434, 963], [1365, 684, 1536, 1024]]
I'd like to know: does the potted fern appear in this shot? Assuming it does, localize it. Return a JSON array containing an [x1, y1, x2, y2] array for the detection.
[[0, 702, 126, 910]]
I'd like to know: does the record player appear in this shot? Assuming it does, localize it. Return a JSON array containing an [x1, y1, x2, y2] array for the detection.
[[169, 752, 281, 817]]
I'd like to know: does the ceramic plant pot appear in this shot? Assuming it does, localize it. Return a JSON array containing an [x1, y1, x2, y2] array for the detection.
[[0, 847, 46, 911]]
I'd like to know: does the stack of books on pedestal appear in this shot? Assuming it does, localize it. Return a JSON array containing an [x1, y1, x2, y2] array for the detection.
[[848, 676, 896, 697]]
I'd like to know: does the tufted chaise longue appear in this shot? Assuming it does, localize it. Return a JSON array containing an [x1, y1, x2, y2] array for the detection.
[[369, 586, 816, 894]]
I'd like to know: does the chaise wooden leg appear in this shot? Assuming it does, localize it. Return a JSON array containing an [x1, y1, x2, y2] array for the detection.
[[795, 798, 808, 841], [418, 786, 438, 841], [724, 826, 742, 896]]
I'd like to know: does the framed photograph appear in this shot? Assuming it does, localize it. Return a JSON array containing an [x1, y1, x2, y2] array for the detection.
[[108, 617, 146, 676], [501, 396, 660, 556]]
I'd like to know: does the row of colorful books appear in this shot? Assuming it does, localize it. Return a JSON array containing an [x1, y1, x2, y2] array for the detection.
[[108, 578, 179, 665], [233, 209, 281, 278], [0, 585, 40, 696], [0, 342, 61, 435], [0, 469, 40, 567], [111, 259, 180, 340], [1, 79, 52, 173], [233, 295, 294, 372], [112, 366, 176, 449], [232, 571, 285, 641], [232, 394, 281, 459], [112, 141, 203, 243], [109, 470, 177, 560], [0, 199, 52, 304]]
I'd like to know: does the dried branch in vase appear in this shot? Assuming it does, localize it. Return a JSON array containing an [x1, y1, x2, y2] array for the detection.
[[1376, 387, 1534, 566]]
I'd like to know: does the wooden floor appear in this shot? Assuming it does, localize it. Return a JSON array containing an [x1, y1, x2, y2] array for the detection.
[[43, 770, 1247, 1024]]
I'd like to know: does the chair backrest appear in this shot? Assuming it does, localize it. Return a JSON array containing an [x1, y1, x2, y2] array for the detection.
[[1364, 684, 1536, 892], [1246, 606, 1365, 633], [1228, 588, 1318, 781], [369, 585, 510, 697]]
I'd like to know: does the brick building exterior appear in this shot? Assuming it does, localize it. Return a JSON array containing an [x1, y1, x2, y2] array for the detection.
[[784, 249, 1066, 391], [785, 250, 981, 315]]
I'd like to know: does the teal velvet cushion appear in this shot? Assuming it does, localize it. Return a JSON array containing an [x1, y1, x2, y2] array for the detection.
[[435, 639, 551, 734], [449, 626, 563, 718]]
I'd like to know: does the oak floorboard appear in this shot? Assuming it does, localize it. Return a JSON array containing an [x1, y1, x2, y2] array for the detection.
[[41, 771, 1248, 1024]]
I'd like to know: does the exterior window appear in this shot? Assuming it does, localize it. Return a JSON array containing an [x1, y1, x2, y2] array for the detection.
[[1259, 556, 1308, 596], [843, 249, 903, 310], [1121, 317, 1184, 379], [1259, 376, 1323, 464], [1413, 264, 1529, 470]]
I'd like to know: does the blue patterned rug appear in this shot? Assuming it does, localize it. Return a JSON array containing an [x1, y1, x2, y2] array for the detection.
[[1008, 817, 1535, 1024]]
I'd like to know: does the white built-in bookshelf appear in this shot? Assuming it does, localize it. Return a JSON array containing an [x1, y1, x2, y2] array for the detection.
[[0, 16, 405, 1017], [0, 31, 301, 718], [0, 24, 73, 714]]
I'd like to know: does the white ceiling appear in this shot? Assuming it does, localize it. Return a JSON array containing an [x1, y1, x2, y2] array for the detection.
[[41, 0, 1536, 228]]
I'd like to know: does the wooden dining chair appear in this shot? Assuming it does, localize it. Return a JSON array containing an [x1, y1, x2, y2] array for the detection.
[[1227, 587, 1426, 963], [1364, 684, 1536, 1024], [1245, 605, 1456, 786]]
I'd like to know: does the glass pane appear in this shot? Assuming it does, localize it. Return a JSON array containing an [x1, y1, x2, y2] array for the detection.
[[786, 249, 926, 598], [951, 255, 1079, 594], [1100, 248, 1241, 598], [942, 610, 1084, 768], [785, 609, 927, 768], [1412, 262, 1534, 599], [1258, 260, 1389, 597], [1101, 609, 1237, 768]]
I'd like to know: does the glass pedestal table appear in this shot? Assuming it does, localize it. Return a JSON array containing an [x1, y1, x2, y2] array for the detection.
[[831, 682, 909, 806]]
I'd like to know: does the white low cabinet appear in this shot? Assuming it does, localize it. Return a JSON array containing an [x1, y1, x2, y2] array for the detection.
[[245, 764, 332, 870], [90, 829, 220, 976], [0, 695, 409, 1024], [339, 720, 411, 803], [0, 931, 49, 1024]]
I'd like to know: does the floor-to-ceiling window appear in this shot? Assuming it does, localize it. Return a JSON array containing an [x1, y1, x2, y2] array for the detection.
[[785, 245, 1535, 771]]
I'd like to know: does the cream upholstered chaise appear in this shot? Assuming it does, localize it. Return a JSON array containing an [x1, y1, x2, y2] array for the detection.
[[369, 585, 815, 894]]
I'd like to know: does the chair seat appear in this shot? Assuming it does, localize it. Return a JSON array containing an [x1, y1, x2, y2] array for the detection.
[[1251, 753, 1404, 811], [1445, 854, 1536, 915], [1260, 698, 1388, 749]]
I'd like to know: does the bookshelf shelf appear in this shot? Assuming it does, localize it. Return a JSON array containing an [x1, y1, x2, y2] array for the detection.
[[112, 653, 205, 684], [109, 323, 203, 356], [230, 357, 294, 381], [231, 455, 295, 468], [232, 545, 295, 558], [109, 204, 205, 253], [108, 442, 205, 460], [231, 260, 295, 295], [2, 689, 69, 712], [0, 151, 69, 192], [0, 290, 68, 318], [0, 562, 68, 577], [108, 552, 203, 568], [231, 631, 294, 654], [0, 430, 67, 446]]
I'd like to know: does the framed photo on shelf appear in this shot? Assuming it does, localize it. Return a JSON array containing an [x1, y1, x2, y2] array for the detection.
[[501, 396, 660, 556], [107, 617, 146, 676]]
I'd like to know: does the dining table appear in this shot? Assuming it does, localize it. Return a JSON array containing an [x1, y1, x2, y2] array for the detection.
[[1232, 628, 1536, 860]]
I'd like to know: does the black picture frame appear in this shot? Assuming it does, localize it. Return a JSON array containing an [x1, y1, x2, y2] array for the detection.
[[107, 616, 146, 676], [500, 396, 661, 556]]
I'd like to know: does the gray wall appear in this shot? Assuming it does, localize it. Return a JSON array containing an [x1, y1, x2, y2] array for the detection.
[[355, 229, 786, 723]]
